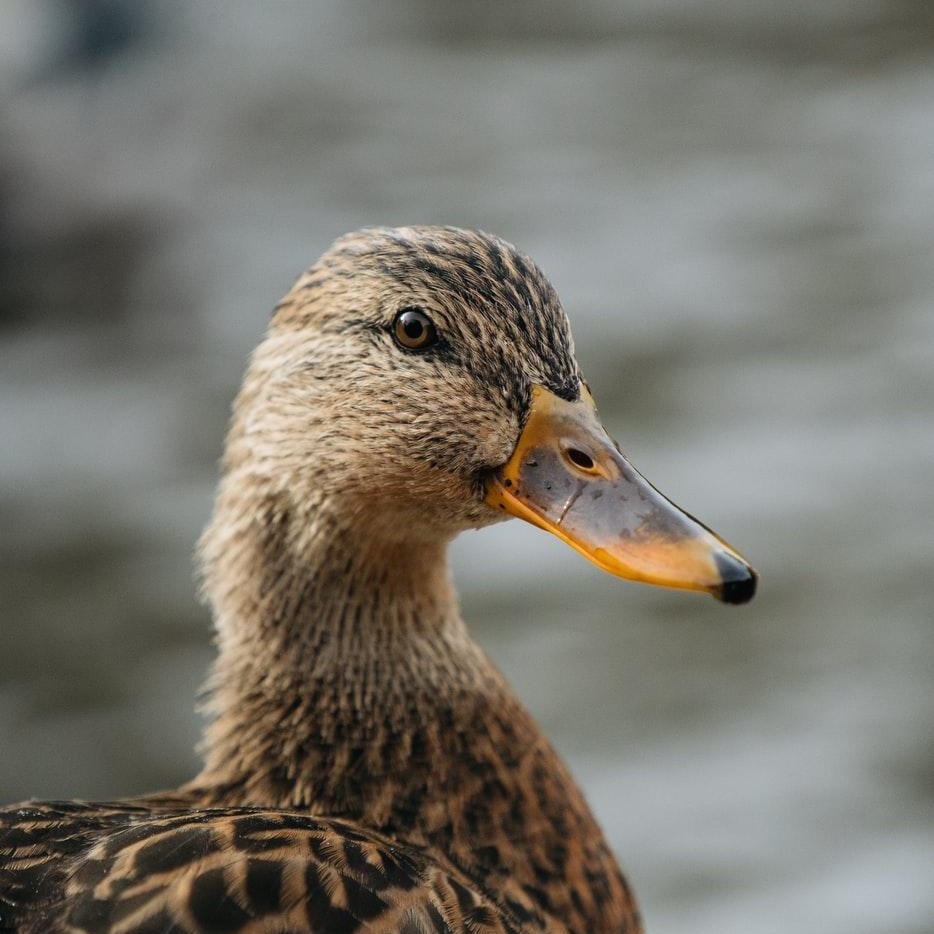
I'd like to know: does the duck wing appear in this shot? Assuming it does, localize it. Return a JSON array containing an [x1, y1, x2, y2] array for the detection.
[[0, 801, 519, 934]]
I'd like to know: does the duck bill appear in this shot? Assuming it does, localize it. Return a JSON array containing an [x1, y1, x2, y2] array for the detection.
[[485, 385, 757, 604]]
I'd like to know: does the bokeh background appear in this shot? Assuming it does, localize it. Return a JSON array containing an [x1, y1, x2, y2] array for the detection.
[[2, 2, 933, 932]]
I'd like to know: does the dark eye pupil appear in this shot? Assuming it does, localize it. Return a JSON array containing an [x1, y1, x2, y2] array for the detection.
[[403, 317, 424, 339]]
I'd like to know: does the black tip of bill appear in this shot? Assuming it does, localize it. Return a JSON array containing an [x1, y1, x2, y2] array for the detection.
[[714, 551, 758, 604]]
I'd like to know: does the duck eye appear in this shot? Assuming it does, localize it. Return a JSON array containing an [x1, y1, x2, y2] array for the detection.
[[393, 308, 437, 350]]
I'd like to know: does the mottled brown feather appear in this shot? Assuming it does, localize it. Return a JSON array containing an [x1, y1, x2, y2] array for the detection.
[[1, 228, 642, 934]]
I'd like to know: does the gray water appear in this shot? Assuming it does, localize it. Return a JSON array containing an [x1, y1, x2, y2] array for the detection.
[[1, 3, 933, 932]]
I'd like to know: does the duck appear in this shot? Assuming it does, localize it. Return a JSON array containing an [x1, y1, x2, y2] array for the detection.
[[0, 226, 756, 934]]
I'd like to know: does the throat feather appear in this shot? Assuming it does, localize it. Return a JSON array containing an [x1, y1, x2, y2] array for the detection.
[[192, 489, 634, 932]]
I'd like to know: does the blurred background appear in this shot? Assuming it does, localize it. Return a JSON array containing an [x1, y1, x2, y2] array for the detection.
[[1, 2, 932, 932]]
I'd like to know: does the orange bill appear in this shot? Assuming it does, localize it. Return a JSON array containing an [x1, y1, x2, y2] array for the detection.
[[485, 385, 757, 604]]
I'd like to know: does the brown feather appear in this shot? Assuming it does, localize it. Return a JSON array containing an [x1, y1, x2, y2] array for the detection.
[[1, 227, 642, 933]]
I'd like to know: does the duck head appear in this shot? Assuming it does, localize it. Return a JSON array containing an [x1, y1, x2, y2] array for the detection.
[[225, 226, 756, 604]]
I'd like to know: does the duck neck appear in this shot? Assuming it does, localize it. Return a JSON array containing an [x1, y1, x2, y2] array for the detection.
[[192, 485, 637, 932], [195, 487, 494, 802]]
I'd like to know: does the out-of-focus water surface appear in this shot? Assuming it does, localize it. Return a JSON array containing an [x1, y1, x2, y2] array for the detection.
[[1, 2, 933, 931]]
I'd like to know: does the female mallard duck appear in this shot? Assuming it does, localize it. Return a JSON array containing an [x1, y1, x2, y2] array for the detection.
[[0, 227, 756, 934]]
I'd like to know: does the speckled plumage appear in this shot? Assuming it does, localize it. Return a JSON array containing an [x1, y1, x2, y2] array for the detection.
[[1, 227, 642, 933]]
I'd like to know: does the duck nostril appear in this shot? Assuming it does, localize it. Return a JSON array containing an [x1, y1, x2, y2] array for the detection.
[[566, 448, 595, 471]]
